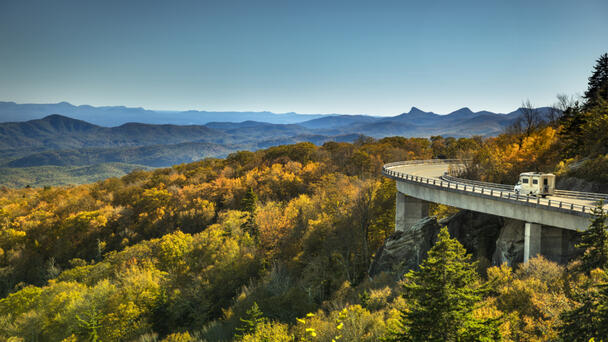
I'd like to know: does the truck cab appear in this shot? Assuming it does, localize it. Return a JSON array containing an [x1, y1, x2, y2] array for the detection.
[[514, 172, 555, 197]]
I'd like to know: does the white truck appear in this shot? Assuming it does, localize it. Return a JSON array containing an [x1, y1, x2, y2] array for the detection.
[[514, 172, 555, 197]]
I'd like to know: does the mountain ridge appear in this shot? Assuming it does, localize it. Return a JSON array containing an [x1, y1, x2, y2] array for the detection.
[[1, 101, 554, 128], [0, 101, 330, 126]]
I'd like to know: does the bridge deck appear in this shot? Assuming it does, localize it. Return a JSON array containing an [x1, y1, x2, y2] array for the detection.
[[389, 162, 607, 211]]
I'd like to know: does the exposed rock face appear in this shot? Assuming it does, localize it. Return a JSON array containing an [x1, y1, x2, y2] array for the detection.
[[492, 219, 524, 266], [368, 217, 440, 277]]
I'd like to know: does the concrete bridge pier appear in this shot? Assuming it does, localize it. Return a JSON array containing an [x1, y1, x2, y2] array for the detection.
[[396, 192, 429, 232], [524, 222, 541, 262], [541, 226, 579, 264]]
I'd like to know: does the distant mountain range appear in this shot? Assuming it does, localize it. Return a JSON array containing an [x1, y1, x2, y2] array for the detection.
[[0, 101, 329, 126], [0, 101, 553, 132], [0, 102, 557, 187]]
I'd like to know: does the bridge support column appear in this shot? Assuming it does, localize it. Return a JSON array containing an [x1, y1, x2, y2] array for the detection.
[[524, 222, 541, 262], [396, 192, 429, 232], [541, 226, 567, 263]]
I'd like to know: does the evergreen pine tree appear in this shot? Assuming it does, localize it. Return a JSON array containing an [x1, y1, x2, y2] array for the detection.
[[242, 187, 257, 214], [584, 53, 608, 110], [388, 227, 500, 342], [576, 201, 608, 274], [559, 203, 608, 341], [559, 280, 608, 342], [558, 104, 586, 158], [560, 53, 608, 157], [241, 187, 258, 237], [235, 302, 266, 339]]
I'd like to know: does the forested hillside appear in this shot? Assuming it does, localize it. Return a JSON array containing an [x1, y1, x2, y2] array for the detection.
[[0, 54, 606, 341]]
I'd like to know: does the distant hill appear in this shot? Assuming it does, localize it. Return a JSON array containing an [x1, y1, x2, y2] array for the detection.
[[0, 114, 227, 150], [0, 101, 329, 126]]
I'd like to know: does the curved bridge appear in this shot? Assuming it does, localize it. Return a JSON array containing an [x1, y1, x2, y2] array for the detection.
[[383, 159, 608, 262]]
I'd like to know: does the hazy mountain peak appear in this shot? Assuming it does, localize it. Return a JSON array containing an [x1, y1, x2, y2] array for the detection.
[[42, 113, 70, 120], [38, 114, 99, 128], [447, 107, 476, 117], [40, 113, 90, 124], [454, 107, 473, 114], [408, 106, 428, 115]]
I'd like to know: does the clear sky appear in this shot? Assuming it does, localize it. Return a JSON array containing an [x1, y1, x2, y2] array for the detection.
[[1, 0, 607, 115]]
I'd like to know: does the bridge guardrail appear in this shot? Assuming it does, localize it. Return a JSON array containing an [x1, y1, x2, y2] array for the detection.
[[441, 174, 512, 190], [441, 174, 608, 201], [554, 190, 608, 201], [383, 160, 606, 216]]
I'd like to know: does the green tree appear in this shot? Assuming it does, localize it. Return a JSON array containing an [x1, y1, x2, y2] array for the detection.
[[76, 308, 102, 342], [558, 276, 608, 342], [242, 187, 258, 237], [558, 103, 586, 158], [560, 53, 608, 157], [576, 202, 608, 274], [242, 187, 258, 214], [388, 227, 500, 342], [560, 203, 608, 341], [584, 53, 608, 110], [236, 302, 266, 339]]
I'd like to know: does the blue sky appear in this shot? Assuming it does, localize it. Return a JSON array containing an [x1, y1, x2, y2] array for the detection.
[[1, 0, 606, 115]]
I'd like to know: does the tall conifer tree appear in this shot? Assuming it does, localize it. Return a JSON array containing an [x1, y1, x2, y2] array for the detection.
[[576, 201, 608, 274], [560, 203, 608, 341], [388, 227, 500, 342], [560, 53, 608, 156], [241, 187, 258, 237], [584, 53, 608, 110]]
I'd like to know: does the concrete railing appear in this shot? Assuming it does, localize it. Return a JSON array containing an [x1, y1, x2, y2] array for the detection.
[[383, 159, 606, 216]]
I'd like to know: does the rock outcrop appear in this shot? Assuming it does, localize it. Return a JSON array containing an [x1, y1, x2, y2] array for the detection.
[[492, 218, 524, 266], [368, 217, 440, 277]]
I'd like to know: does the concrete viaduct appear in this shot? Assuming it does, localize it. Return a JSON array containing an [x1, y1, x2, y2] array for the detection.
[[383, 159, 608, 263]]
